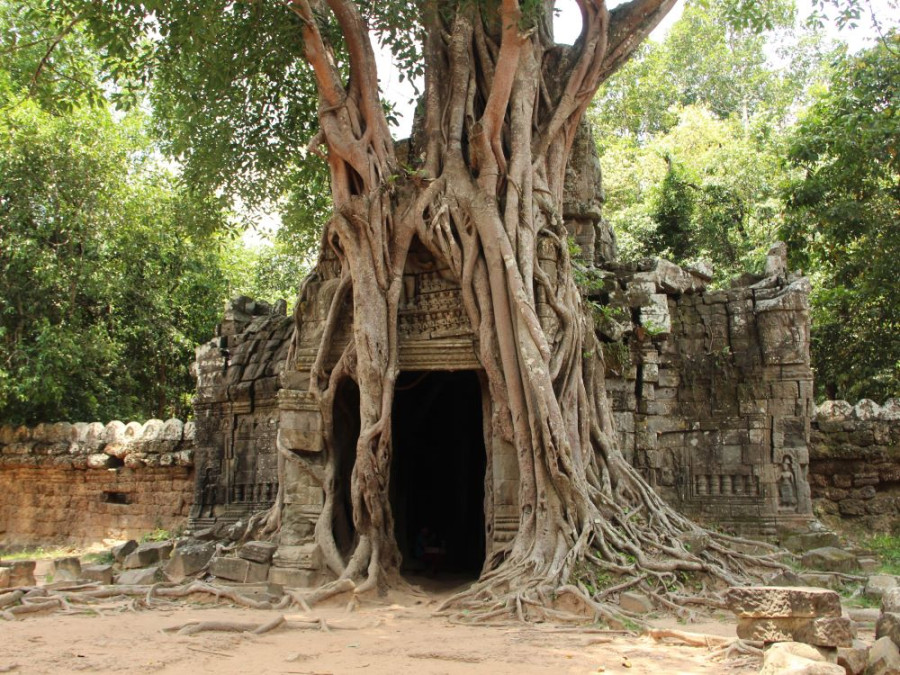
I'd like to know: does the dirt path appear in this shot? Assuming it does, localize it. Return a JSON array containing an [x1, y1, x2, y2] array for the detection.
[[0, 582, 751, 675]]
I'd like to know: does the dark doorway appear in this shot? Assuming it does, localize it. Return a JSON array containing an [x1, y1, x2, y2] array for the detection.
[[332, 378, 360, 558], [391, 370, 486, 578]]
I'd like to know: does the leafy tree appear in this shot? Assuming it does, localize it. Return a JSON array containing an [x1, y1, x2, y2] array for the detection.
[[783, 34, 900, 401], [591, 1, 825, 281], [0, 98, 232, 423]]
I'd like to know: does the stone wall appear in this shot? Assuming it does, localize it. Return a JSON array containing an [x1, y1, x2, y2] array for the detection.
[[0, 420, 194, 547], [591, 247, 815, 535], [808, 399, 900, 532], [191, 296, 293, 529]]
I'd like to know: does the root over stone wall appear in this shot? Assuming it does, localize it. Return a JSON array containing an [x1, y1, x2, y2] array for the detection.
[[0, 420, 195, 547]]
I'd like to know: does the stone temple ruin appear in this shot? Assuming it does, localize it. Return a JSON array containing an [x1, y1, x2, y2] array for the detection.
[[189, 121, 817, 586]]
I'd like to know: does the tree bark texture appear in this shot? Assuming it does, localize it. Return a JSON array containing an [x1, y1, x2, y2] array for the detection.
[[271, 0, 782, 619]]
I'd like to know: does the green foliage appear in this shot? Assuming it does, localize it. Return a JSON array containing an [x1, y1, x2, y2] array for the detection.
[[866, 534, 900, 575], [0, 99, 232, 424], [782, 34, 900, 401]]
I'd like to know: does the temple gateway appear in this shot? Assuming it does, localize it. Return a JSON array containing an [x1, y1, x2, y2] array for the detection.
[[191, 123, 815, 586]]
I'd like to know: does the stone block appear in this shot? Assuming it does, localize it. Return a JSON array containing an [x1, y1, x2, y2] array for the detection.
[[81, 564, 114, 585], [164, 541, 215, 581], [801, 547, 860, 573], [737, 616, 854, 647], [116, 566, 161, 585], [0, 567, 9, 588], [884, 588, 900, 613], [782, 532, 841, 553], [867, 636, 900, 675], [267, 567, 320, 589], [876, 612, 900, 650], [51, 557, 82, 582], [209, 556, 270, 583], [866, 576, 899, 601], [837, 640, 870, 675], [4, 560, 36, 587], [238, 541, 277, 565], [123, 541, 173, 569], [619, 591, 654, 614], [112, 539, 138, 563], [725, 586, 842, 619], [759, 642, 844, 675]]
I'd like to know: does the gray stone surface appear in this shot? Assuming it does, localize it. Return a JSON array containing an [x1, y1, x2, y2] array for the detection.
[[51, 557, 82, 582], [867, 636, 900, 675], [116, 566, 161, 585], [112, 540, 138, 563], [238, 541, 277, 565], [164, 541, 215, 581], [783, 532, 841, 553], [3, 560, 36, 587], [619, 591, 653, 614], [737, 616, 854, 647], [81, 564, 114, 585], [123, 541, 173, 569], [801, 547, 860, 574], [209, 556, 270, 584], [837, 640, 870, 675], [866, 575, 899, 601], [876, 612, 900, 650], [759, 642, 845, 675], [725, 586, 842, 619], [883, 588, 900, 614]]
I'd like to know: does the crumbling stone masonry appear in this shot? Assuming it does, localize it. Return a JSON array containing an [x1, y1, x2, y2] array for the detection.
[[191, 296, 293, 529], [591, 252, 816, 535], [0, 420, 194, 547], [809, 399, 900, 532]]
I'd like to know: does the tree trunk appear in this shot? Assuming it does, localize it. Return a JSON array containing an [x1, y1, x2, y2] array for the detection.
[[279, 0, 783, 617]]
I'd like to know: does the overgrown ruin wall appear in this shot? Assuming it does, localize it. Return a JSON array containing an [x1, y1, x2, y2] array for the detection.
[[0, 420, 194, 547], [808, 399, 900, 533], [592, 249, 816, 535]]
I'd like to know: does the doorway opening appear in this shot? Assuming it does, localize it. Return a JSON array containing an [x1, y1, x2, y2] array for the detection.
[[390, 370, 487, 580], [332, 378, 360, 558]]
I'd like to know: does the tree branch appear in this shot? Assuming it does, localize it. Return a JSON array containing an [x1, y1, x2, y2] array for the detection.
[[601, 0, 679, 77]]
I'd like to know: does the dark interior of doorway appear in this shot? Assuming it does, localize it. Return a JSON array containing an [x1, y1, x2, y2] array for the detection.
[[391, 370, 486, 578], [332, 378, 360, 558]]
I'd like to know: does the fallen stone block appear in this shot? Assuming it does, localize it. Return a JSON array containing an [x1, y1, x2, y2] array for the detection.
[[876, 612, 900, 650], [81, 564, 114, 585], [866, 575, 899, 601], [4, 561, 36, 587], [209, 556, 270, 584], [883, 587, 900, 613], [867, 636, 900, 675], [783, 532, 841, 553], [837, 640, 870, 675], [759, 641, 845, 675], [51, 557, 82, 582], [123, 541, 173, 569], [111, 540, 138, 563], [736, 616, 854, 647], [801, 547, 860, 574], [164, 541, 215, 582], [619, 591, 654, 614], [116, 566, 161, 585], [238, 541, 277, 565], [725, 586, 842, 619], [0, 567, 9, 588]]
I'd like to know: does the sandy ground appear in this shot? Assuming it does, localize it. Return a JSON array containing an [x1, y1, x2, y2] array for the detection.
[[0, 573, 754, 675]]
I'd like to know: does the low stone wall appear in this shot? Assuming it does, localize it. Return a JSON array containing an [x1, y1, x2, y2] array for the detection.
[[0, 420, 195, 547], [809, 399, 900, 532]]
